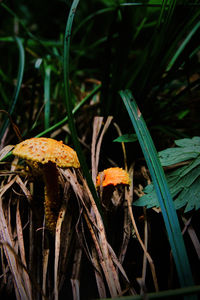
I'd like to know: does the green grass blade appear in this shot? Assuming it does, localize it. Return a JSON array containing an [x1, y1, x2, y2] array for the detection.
[[165, 0, 177, 26], [63, 0, 103, 217], [119, 90, 196, 296], [0, 3, 59, 56], [35, 84, 101, 138], [44, 64, 51, 129], [0, 37, 25, 139], [157, 0, 168, 27], [99, 284, 200, 300], [166, 19, 200, 72], [73, 7, 115, 37], [0, 82, 10, 108], [0, 84, 102, 163]]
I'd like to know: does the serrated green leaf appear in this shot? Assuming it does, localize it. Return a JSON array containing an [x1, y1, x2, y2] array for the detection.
[[184, 178, 200, 212], [134, 189, 159, 209], [134, 141, 200, 214], [113, 133, 137, 143], [159, 137, 200, 166], [180, 156, 200, 177], [174, 175, 200, 212], [159, 147, 199, 166], [174, 137, 200, 147]]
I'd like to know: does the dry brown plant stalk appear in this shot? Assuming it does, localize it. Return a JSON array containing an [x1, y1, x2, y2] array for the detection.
[[91, 116, 113, 183], [0, 176, 32, 300], [91, 245, 107, 298], [1, 151, 82, 299], [125, 187, 159, 292], [62, 168, 135, 298], [70, 241, 82, 300], [54, 201, 67, 300]]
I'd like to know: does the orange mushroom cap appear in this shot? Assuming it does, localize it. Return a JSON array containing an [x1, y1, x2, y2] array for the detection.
[[96, 167, 131, 187], [12, 137, 80, 168]]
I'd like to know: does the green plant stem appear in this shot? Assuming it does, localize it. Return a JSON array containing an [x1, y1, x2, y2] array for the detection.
[[0, 36, 25, 140], [99, 285, 200, 300], [35, 84, 101, 138], [0, 84, 101, 162], [0, 3, 56, 55], [0, 36, 62, 47], [44, 65, 51, 129], [63, 0, 103, 218], [166, 20, 200, 72]]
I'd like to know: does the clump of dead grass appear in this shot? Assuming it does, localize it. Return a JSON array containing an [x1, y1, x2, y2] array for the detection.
[[0, 119, 138, 299]]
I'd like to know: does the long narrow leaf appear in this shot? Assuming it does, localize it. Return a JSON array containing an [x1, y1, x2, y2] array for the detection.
[[63, 0, 103, 217], [0, 84, 102, 163], [99, 284, 200, 300], [44, 64, 51, 129], [0, 37, 25, 139], [36, 83, 101, 138], [0, 3, 56, 55], [166, 20, 200, 72], [119, 90, 196, 297]]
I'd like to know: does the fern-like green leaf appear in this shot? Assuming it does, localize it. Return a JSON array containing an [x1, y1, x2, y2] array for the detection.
[[134, 138, 200, 213], [159, 137, 200, 166]]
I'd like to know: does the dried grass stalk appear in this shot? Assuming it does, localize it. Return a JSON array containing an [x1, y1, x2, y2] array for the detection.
[[54, 202, 67, 300], [42, 248, 49, 300], [0, 195, 30, 299], [141, 208, 148, 292], [91, 116, 113, 183], [70, 242, 82, 300], [57, 212, 73, 292], [182, 216, 200, 260], [62, 169, 127, 297], [15, 175, 32, 204], [70, 279, 80, 300], [91, 116, 104, 182], [125, 188, 159, 292], [118, 204, 131, 265], [16, 199, 32, 299], [81, 174, 132, 296], [91, 246, 107, 298], [0, 145, 14, 160], [0, 176, 17, 198]]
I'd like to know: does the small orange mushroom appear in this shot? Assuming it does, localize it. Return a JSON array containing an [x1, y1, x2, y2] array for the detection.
[[96, 167, 131, 187], [96, 167, 131, 208], [12, 137, 80, 233]]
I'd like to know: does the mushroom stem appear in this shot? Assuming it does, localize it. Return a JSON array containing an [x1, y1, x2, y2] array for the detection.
[[42, 162, 60, 233]]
